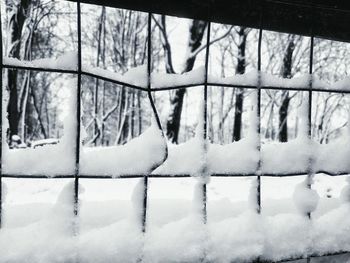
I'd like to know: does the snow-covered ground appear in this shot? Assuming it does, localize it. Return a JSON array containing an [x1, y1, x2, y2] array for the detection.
[[0, 175, 350, 263]]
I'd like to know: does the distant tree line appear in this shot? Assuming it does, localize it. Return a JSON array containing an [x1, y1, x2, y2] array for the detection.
[[4, 0, 349, 148]]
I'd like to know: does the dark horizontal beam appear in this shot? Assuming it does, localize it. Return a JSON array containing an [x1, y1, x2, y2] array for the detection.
[[2, 170, 348, 179], [68, 0, 350, 43], [276, 251, 350, 263]]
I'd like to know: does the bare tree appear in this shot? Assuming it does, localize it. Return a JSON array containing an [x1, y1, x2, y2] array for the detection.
[[278, 35, 299, 142], [6, 0, 32, 146], [233, 27, 249, 142], [162, 19, 207, 143]]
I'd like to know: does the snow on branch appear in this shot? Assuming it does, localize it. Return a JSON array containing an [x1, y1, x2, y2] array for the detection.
[[188, 25, 234, 60]]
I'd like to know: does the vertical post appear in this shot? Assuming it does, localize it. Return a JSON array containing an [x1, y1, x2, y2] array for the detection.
[[305, 35, 314, 263], [141, 12, 153, 234], [256, 12, 263, 214], [141, 175, 148, 233], [143, 13, 166, 233], [0, 2, 3, 229], [307, 36, 314, 220], [202, 21, 211, 224], [74, 0, 82, 222]]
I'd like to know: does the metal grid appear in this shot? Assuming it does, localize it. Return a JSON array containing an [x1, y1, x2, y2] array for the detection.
[[0, 0, 349, 262]]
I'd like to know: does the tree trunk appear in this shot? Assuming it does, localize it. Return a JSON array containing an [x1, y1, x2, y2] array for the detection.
[[279, 91, 290, 142], [278, 35, 295, 142], [233, 27, 247, 142], [166, 20, 207, 143], [6, 0, 31, 146], [233, 89, 244, 141], [92, 7, 106, 146]]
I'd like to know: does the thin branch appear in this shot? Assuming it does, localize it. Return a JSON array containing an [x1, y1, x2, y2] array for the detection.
[[189, 25, 234, 59]]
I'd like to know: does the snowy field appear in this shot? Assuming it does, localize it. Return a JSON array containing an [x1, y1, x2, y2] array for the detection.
[[0, 174, 350, 263]]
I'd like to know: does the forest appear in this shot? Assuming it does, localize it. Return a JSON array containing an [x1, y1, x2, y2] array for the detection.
[[2, 0, 349, 150]]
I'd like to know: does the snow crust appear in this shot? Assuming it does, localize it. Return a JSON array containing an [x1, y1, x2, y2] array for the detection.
[[261, 136, 315, 174], [207, 139, 258, 174], [151, 66, 205, 89], [83, 65, 148, 88], [4, 51, 78, 71], [261, 130, 350, 175], [4, 81, 348, 177], [153, 133, 204, 175], [153, 98, 207, 176], [208, 70, 259, 86], [208, 91, 259, 175], [3, 54, 350, 91], [80, 122, 167, 176], [209, 70, 350, 91]]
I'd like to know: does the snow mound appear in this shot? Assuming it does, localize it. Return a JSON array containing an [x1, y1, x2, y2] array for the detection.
[[293, 179, 320, 215], [208, 138, 259, 175], [209, 71, 350, 91], [151, 66, 205, 89], [83, 64, 148, 88], [80, 124, 167, 176], [4, 51, 78, 71]]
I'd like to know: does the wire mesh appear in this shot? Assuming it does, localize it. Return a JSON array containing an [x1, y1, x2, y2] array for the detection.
[[0, 0, 349, 261]]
